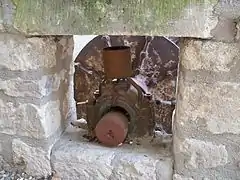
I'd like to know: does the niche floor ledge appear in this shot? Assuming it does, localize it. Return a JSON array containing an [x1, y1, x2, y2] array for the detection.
[[51, 126, 173, 180]]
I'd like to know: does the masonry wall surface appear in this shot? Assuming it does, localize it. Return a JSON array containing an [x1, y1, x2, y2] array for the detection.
[[173, 39, 240, 179], [1, 0, 240, 179], [1, 0, 240, 39], [0, 34, 74, 177]]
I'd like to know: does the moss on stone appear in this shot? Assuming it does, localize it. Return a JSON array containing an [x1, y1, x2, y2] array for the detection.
[[12, 0, 217, 35], [12, 0, 19, 6]]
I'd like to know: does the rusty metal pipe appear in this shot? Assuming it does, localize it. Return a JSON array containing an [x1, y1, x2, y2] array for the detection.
[[95, 111, 128, 147], [102, 46, 132, 79]]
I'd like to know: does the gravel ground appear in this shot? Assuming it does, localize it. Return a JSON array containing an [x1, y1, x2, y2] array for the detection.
[[0, 170, 53, 180]]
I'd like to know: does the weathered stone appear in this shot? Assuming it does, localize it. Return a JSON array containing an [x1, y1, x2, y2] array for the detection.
[[0, 70, 66, 98], [236, 21, 240, 41], [110, 154, 172, 180], [177, 80, 240, 134], [63, 76, 76, 123], [0, 99, 21, 135], [0, 99, 61, 139], [51, 127, 173, 180], [213, 0, 240, 19], [0, 155, 11, 171], [181, 39, 240, 72], [12, 139, 52, 177], [0, 34, 57, 71], [179, 138, 228, 169], [11, 0, 219, 37], [173, 174, 194, 180], [210, 17, 236, 42]]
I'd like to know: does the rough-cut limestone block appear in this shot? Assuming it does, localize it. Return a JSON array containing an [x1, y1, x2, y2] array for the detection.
[[63, 76, 76, 123], [51, 127, 173, 180], [12, 139, 52, 177], [9, 0, 217, 37], [0, 99, 61, 139], [175, 138, 228, 169], [177, 79, 240, 135], [173, 174, 194, 180], [213, 0, 240, 19], [0, 155, 11, 170], [181, 39, 240, 72], [0, 70, 66, 98], [0, 5, 4, 31], [210, 16, 236, 42], [0, 34, 56, 71]]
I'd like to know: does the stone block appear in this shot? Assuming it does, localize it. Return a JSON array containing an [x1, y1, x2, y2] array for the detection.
[[12, 139, 52, 177], [0, 70, 66, 98], [177, 138, 228, 169], [210, 17, 236, 42], [62, 76, 76, 123], [0, 155, 11, 171], [11, 0, 220, 37], [51, 127, 173, 180], [177, 79, 240, 135], [0, 99, 61, 139], [0, 34, 57, 71], [180, 39, 240, 72], [236, 21, 240, 41], [173, 174, 194, 180], [213, 0, 240, 19]]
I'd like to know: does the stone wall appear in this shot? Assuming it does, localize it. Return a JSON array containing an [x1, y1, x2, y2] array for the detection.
[[0, 34, 74, 177], [0, 0, 240, 179], [173, 39, 240, 179]]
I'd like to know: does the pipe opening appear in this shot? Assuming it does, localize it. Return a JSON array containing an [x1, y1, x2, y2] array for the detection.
[[102, 106, 130, 121], [103, 46, 130, 51]]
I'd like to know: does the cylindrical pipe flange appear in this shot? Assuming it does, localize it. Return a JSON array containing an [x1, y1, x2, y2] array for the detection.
[[95, 111, 128, 147]]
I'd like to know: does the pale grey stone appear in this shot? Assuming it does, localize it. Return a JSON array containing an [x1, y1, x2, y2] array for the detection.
[[173, 174, 194, 180], [177, 79, 240, 134], [211, 16, 236, 42], [181, 39, 240, 72], [57, 37, 75, 75], [167, 2, 218, 38], [214, 0, 240, 19], [51, 126, 173, 180], [0, 99, 21, 135], [236, 21, 240, 41], [179, 138, 228, 169], [0, 99, 61, 139], [70, 118, 87, 130], [0, 155, 11, 171], [110, 154, 172, 180], [0, 70, 66, 98], [0, 34, 57, 71], [12, 139, 52, 177], [62, 76, 76, 122], [12, 0, 220, 38]]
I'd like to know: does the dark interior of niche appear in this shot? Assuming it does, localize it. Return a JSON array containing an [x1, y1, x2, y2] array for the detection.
[[74, 35, 180, 134]]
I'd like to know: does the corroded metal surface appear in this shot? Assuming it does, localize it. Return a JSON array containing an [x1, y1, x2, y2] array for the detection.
[[102, 46, 132, 78], [95, 111, 129, 147], [74, 35, 179, 134]]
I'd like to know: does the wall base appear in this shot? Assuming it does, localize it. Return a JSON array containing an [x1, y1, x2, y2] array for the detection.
[[51, 126, 173, 180]]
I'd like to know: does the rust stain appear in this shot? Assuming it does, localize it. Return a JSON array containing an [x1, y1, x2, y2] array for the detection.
[[102, 46, 132, 78]]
